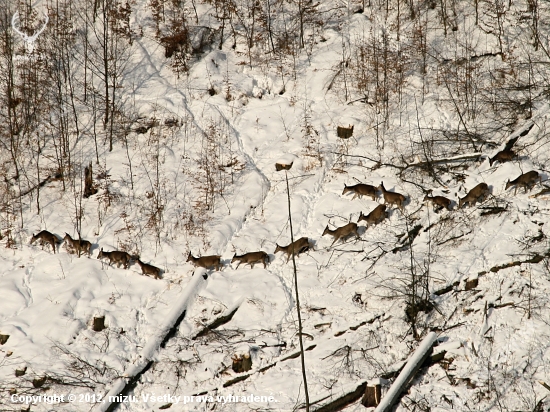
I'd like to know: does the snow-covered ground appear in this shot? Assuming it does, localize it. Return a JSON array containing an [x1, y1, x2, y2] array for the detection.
[[2, 0, 550, 411]]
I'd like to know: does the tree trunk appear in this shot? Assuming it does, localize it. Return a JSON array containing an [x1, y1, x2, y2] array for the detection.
[[84, 161, 97, 198]]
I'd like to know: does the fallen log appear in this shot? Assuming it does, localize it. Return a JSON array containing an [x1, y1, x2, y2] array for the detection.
[[489, 253, 547, 273], [192, 306, 239, 340], [374, 332, 438, 412], [197, 344, 317, 393], [434, 282, 459, 296], [19, 171, 64, 197], [311, 381, 367, 412]]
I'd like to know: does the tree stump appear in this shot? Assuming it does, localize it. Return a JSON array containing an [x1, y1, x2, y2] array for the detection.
[[275, 162, 293, 171], [232, 354, 252, 373], [362, 383, 382, 407], [337, 125, 354, 139], [15, 367, 27, 377], [93, 316, 106, 332], [33, 377, 46, 388], [241, 354, 252, 372], [465, 278, 478, 291]]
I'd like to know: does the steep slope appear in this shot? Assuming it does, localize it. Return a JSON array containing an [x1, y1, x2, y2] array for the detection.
[[2, 0, 550, 411]]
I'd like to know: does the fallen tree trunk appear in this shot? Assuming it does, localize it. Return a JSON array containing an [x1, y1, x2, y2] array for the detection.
[[374, 332, 438, 412], [192, 306, 239, 340], [100, 269, 207, 412], [19, 172, 63, 197], [329, 152, 483, 173], [194, 344, 318, 395], [311, 382, 367, 412]]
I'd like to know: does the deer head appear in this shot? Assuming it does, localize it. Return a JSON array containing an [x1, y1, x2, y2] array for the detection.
[[12, 11, 49, 54]]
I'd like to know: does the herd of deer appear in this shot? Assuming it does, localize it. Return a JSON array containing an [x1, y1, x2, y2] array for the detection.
[[371, 164, 540, 212], [28, 150, 543, 277], [183, 166, 543, 272], [28, 231, 162, 279], [315, 159, 543, 257]]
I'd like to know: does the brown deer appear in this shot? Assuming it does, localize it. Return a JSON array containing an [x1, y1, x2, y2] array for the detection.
[[135, 259, 162, 279], [358, 204, 388, 227], [342, 183, 377, 201], [231, 251, 269, 269], [459, 183, 490, 208], [274, 237, 312, 263], [322, 222, 360, 246], [505, 171, 541, 195], [30, 230, 59, 253], [63, 233, 92, 256], [489, 149, 516, 166], [378, 182, 406, 211], [337, 125, 354, 139], [186, 252, 222, 271], [97, 248, 132, 269], [423, 194, 452, 211]]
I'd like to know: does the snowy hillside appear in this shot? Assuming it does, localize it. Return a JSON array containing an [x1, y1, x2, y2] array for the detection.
[[2, 0, 550, 411]]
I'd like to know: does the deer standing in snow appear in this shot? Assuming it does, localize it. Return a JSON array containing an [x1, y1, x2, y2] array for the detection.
[[358, 204, 388, 227], [378, 182, 406, 211], [505, 171, 541, 195], [231, 251, 270, 269], [459, 183, 490, 208], [98, 248, 133, 269], [322, 222, 360, 246], [187, 252, 222, 271], [30, 230, 59, 253], [274, 237, 312, 263]]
